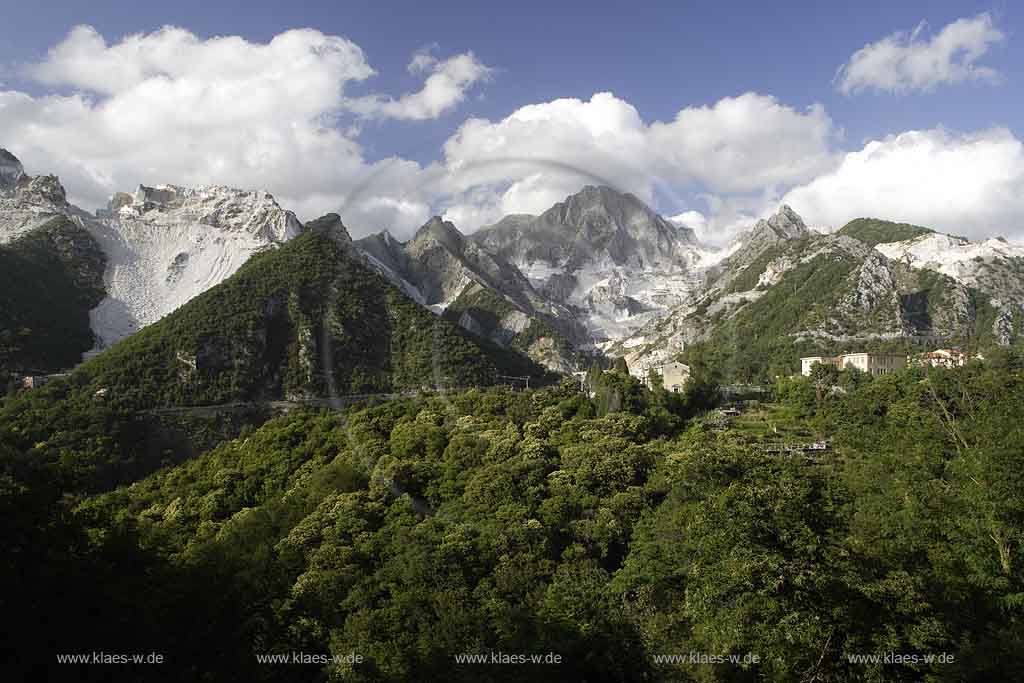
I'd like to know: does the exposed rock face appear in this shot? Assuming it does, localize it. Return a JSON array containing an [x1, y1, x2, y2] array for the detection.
[[608, 206, 1024, 374], [358, 216, 550, 313], [103, 184, 301, 242], [724, 204, 810, 274], [842, 251, 900, 316], [304, 213, 353, 248], [0, 149, 26, 188], [471, 185, 717, 341], [36, 216, 107, 299], [356, 216, 590, 371], [877, 232, 1024, 310], [0, 150, 75, 244], [87, 184, 302, 349], [476, 185, 698, 270]]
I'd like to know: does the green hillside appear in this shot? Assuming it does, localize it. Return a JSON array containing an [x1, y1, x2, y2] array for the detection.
[[0, 216, 105, 373], [685, 252, 862, 381], [69, 230, 549, 409], [6, 364, 1024, 680], [0, 230, 552, 492], [443, 282, 579, 366], [837, 217, 933, 246]]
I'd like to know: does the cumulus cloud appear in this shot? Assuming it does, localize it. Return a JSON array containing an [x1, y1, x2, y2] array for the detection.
[[407, 44, 440, 74], [347, 51, 493, 120], [668, 210, 707, 233], [783, 127, 1024, 240], [835, 13, 1006, 95], [7, 25, 1023, 247], [435, 91, 838, 230], [0, 25, 494, 236], [649, 93, 837, 193]]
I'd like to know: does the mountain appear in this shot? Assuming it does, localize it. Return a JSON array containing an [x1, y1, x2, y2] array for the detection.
[[874, 230, 1024, 342], [719, 204, 810, 276], [0, 215, 106, 373], [610, 209, 1024, 381], [0, 149, 84, 243], [0, 226, 551, 492], [87, 183, 301, 349], [836, 217, 933, 247], [0, 149, 303, 358], [70, 227, 548, 409], [472, 185, 718, 341], [357, 216, 589, 372]]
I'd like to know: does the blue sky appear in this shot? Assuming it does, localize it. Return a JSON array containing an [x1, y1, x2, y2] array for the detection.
[[1, 1, 1022, 241]]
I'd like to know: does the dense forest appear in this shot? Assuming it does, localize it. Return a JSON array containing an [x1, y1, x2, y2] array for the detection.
[[0, 216, 106, 376], [3, 353, 1024, 681]]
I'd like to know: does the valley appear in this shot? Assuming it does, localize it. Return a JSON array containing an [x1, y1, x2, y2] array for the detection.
[[3, 151, 1024, 683]]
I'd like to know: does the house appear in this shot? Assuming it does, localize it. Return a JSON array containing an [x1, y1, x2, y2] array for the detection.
[[840, 352, 907, 376], [20, 373, 70, 390], [800, 356, 842, 376], [913, 348, 972, 368], [659, 361, 691, 393], [800, 353, 907, 377]]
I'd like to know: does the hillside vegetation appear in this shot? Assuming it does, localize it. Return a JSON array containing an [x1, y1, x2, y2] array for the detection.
[[0, 230, 551, 492], [0, 216, 105, 373], [837, 217, 934, 246], [4, 361, 1024, 680]]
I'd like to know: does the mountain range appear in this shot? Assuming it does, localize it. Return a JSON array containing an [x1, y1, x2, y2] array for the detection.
[[3, 146, 1024, 385]]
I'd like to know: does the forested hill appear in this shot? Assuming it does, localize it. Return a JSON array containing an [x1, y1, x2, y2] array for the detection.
[[33, 229, 550, 410], [0, 215, 106, 374], [0, 230, 552, 493], [4, 360, 1024, 680]]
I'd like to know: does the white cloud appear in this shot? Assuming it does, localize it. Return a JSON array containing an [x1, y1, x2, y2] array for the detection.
[[650, 93, 838, 193], [407, 44, 440, 74], [347, 51, 493, 120], [835, 13, 1005, 95], [668, 210, 707, 233], [7, 25, 1022, 247], [783, 127, 1024, 240], [28, 24, 376, 95], [0, 25, 489, 236], [435, 91, 838, 232]]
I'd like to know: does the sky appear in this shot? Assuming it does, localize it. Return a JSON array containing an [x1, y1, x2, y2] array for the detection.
[[1, 0, 1022, 243]]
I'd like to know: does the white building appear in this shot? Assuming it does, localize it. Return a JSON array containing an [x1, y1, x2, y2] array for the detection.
[[801, 352, 907, 377], [645, 361, 691, 392], [913, 348, 973, 368], [800, 356, 842, 376]]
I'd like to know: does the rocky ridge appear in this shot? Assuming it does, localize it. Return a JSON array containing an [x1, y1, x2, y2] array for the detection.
[[471, 185, 719, 342], [356, 216, 589, 372], [611, 207, 1024, 378]]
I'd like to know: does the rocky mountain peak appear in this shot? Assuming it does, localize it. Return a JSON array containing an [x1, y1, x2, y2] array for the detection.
[[724, 205, 811, 269], [545, 185, 698, 244], [410, 216, 465, 253], [304, 213, 352, 247], [754, 204, 809, 241], [99, 183, 301, 242], [0, 148, 26, 188], [18, 174, 68, 207]]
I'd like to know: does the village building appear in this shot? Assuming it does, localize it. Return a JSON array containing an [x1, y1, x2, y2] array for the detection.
[[20, 373, 69, 390], [912, 348, 976, 368], [800, 352, 907, 377], [800, 356, 843, 376], [645, 361, 692, 392]]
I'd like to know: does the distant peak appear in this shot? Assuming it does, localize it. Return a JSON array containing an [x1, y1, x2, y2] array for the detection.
[[305, 213, 352, 246], [412, 215, 464, 247], [566, 184, 637, 203], [754, 205, 808, 240], [0, 148, 26, 187], [776, 204, 801, 221]]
